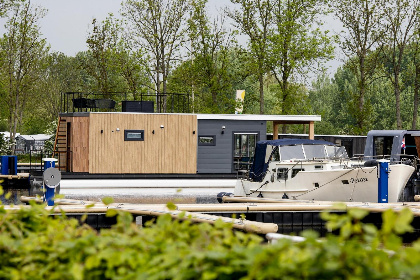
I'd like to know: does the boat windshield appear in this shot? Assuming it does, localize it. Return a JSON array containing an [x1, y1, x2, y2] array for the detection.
[[325, 146, 348, 159], [304, 145, 328, 159], [279, 145, 305, 160], [277, 144, 348, 161]]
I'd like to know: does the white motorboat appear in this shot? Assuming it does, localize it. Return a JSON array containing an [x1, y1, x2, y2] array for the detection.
[[234, 139, 415, 202]]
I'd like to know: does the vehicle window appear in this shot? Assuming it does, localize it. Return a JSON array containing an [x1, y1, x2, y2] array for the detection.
[[277, 168, 288, 180], [291, 168, 304, 178]]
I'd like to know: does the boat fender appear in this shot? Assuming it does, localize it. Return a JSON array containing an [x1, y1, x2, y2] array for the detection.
[[217, 192, 233, 203], [363, 159, 377, 167]]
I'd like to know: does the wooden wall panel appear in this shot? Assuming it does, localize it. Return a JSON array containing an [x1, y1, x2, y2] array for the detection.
[[188, 115, 198, 172], [58, 116, 68, 170], [74, 116, 90, 172], [88, 113, 197, 174], [64, 116, 89, 172]]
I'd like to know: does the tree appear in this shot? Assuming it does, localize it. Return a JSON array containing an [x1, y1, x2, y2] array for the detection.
[[410, 33, 420, 129], [84, 14, 151, 101], [115, 43, 150, 100], [332, 0, 386, 134], [0, 1, 48, 154], [27, 52, 82, 131], [0, 0, 21, 16], [269, 0, 334, 132], [122, 0, 189, 112], [308, 72, 339, 134], [184, 0, 241, 113], [85, 15, 120, 98], [380, 0, 418, 129], [227, 0, 272, 114]]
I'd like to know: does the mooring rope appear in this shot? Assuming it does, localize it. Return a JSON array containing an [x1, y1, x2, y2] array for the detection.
[[248, 180, 269, 196], [349, 168, 361, 201]]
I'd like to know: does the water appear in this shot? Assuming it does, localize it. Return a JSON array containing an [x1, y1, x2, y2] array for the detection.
[[59, 179, 236, 204]]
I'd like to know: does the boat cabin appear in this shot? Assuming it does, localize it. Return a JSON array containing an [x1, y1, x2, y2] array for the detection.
[[364, 130, 420, 162], [248, 139, 348, 182]]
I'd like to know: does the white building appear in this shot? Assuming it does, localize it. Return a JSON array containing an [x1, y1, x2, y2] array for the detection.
[[15, 134, 52, 154]]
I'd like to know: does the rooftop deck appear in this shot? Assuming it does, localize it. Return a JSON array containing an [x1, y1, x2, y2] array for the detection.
[[60, 91, 191, 114]]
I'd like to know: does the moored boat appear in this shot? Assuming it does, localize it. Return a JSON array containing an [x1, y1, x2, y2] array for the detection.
[[234, 139, 415, 202]]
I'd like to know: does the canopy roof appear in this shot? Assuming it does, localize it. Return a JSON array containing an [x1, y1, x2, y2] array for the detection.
[[250, 139, 335, 182]]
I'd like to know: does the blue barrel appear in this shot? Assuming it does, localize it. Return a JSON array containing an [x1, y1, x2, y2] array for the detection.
[[1, 155, 17, 175]]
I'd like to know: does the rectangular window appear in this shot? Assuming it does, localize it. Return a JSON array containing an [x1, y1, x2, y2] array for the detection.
[[277, 168, 288, 181], [373, 136, 393, 157], [198, 135, 216, 146], [291, 168, 304, 178], [234, 133, 258, 157], [233, 133, 258, 171], [124, 130, 144, 141]]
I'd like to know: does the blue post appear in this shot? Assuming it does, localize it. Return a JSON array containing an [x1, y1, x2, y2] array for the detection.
[[1, 155, 17, 175], [378, 160, 389, 203], [9, 156, 17, 175], [43, 158, 57, 206], [44, 159, 55, 170], [1, 156, 9, 175]]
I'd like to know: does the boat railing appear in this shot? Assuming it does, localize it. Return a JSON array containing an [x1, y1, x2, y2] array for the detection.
[[277, 156, 351, 163], [360, 154, 418, 169], [362, 154, 416, 161], [60, 91, 191, 114]]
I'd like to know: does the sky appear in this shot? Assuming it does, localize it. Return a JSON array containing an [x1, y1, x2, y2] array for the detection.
[[25, 0, 226, 56], [28, 0, 124, 56], [1, 0, 342, 77]]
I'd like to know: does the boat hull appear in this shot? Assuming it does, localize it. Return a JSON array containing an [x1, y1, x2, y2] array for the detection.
[[235, 164, 415, 203]]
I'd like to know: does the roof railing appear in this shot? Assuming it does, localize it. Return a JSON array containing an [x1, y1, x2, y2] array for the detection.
[[60, 91, 191, 114]]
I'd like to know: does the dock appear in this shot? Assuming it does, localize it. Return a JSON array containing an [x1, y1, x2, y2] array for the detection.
[[10, 196, 420, 242]]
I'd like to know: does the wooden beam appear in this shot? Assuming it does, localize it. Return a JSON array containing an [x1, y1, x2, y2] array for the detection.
[[309, 121, 314, 140], [272, 120, 315, 140], [273, 121, 279, 140]]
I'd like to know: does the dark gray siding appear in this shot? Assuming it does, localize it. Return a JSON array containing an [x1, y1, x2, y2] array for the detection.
[[197, 119, 266, 173]]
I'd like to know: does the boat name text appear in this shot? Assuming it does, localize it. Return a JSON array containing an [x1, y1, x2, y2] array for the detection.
[[349, 178, 368, 184]]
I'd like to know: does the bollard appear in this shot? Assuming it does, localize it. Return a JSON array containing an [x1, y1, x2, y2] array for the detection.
[[377, 159, 389, 203], [42, 158, 59, 206]]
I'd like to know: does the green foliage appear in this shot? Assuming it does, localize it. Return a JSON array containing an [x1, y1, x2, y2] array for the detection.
[[0, 119, 7, 132], [167, 1, 245, 114], [0, 133, 9, 155], [84, 15, 126, 97], [0, 0, 49, 153], [0, 203, 262, 279], [3, 0, 420, 136], [310, 39, 420, 134], [168, 48, 247, 114], [1, 197, 420, 279], [122, 0, 189, 113], [101, 196, 114, 205]]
